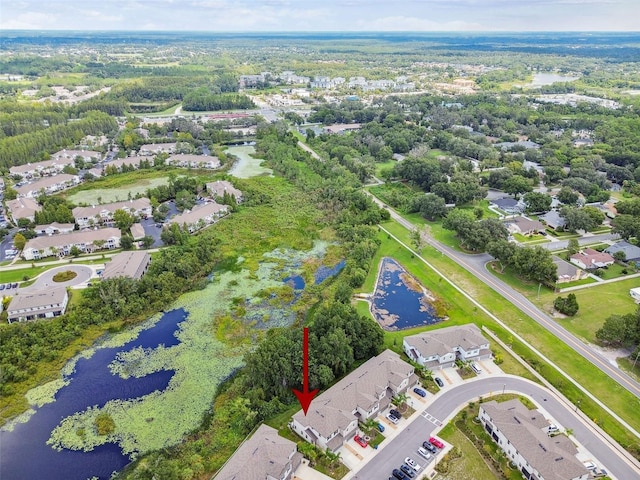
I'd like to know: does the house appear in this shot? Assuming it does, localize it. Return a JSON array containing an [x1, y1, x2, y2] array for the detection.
[[22, 228, 121, 260], [504, 216, 546, 236], [630, 287, 640, 303], [479, 399, 589, 480], [6, 197, 42, 222], [290, 350, 417, 452], [15, 174, 80, 198], [403, 324, 491, 369], [101, 251, 151, 281], [168, 202, 229, 233], [540, 210, 566, 230], [323, 123, 362, 135], [34, 222, 75, 236], [9, 158, 74, 180], [138, 143, 176, 155], [494, 140, 541, 151], [552, 256, 588, 284], [206, 180, 243, 203], [605, 241, 640, 263], [73, 198, 152, 228], [570, 248, 615, 270], [491, 197, 524, 215], [213, 424, 302, 480], [166, 154, 220, 169], [105, 156, 152, 173], [51, 149, 101, 164], [7, 288, 69, 323]]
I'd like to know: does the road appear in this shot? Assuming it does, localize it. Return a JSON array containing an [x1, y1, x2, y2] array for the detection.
[[368, 196, 640, 402], [353, 376, 640, 480]]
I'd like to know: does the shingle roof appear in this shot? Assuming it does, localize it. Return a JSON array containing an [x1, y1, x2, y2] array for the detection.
[[15, 174, 77, 195], [24, 228, 121, 251], [169, 202, 228, 226], [6, 197, 42, 220], [213, 424, 296, 480], [206, 180, 243, 200], [482, 400, 588, 480], [292, 350, 414, 439], [8, 288, 68, 313], [405, 324, 489, 360], [102, 251, 150, 280], [72, 198, 151, 219], [605, 241, 640, 261]]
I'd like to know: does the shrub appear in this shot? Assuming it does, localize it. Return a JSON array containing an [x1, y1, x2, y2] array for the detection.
[[95, 413, 115, 436]]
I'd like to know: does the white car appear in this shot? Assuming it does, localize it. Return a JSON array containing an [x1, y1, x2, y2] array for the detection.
[[404, 457, 421, 471], [386, 413, 399, 424], [417, 447, 432, 460]]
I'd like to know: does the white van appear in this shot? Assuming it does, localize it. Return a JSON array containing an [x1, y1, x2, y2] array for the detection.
[[471, 362, 482, 374]]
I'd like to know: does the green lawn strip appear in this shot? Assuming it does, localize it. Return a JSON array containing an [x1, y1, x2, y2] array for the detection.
[[437, 426, 500, 480], [556, 278, 597, 289], [599, 263, 633, 280], [374, 160, 396, 178], [1, 258, 108, 283], [512, 233, 549, 244], [378, 221, 640, 455]]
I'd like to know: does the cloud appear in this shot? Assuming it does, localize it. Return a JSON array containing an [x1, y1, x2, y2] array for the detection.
[[359, 15, 485, 31]]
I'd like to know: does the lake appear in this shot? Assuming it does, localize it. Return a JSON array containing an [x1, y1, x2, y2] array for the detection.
[[528, 73, 580, 86], [0, 309, 187, 480], [225, 145, 273, 178], [370, 257, 443, 330]]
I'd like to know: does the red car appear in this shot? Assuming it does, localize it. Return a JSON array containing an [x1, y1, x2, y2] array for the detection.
[[429, 437, 444, 449], [354, 435, 368, 448]]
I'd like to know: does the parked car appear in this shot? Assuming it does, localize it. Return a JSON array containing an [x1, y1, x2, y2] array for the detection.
[[399, 464, 415, 478], [11, 283, 18, 288], [354, 435, 368, 448], [0, 284, 5, 290], [429, 437, 445, 449], [404, 457, 421, 471], [471, 362, 482, 374], [376, 422, 385, 432], [417, 447, 432, 460], [435, 377, 444, 388], [422, 441, 437, 453], [390, 408, 401, 418], [392, 469, 408, 480], [413, 387, 426, 397], [386, 413, 399, 424]]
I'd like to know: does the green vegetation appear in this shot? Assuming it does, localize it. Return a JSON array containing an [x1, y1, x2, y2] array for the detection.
[[52, 270, 77, 282]]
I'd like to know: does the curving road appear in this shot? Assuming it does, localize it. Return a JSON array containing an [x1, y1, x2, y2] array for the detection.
[[372, 197, 640, 402], [352, 375, 640, 480]]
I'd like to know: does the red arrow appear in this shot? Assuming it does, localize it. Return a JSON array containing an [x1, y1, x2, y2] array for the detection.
[[292, 327, 319, 415]]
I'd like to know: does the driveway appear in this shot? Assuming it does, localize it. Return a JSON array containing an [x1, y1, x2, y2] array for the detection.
[[21, 265, 95, 291]]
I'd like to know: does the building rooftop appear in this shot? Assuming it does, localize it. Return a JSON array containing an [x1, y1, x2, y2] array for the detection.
[[72, 198, 151, 219], [605, 240, 640, 261], [24, 228, 121, 251], [405, 324, 489, 359], [8, 288, 68, 313], [169, 202, 228, 226], [102, 251, 150, 280], [15, 174, 77, 195]]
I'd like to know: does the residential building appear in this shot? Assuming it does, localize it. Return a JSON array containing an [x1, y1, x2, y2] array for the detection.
[[290, 350, 417, 452], [7, 288, 69, 323], [138, 143, 176, 155], [540, 210, 566, 230], [101, 251, 151, 280], [51, 149, 101, 163], [403, 324, 491, 369], [552, 256, 588, 284], [168, 202, 229, 233], [130, 223, 146, 241], [569, 248, 615, 270], [15, 174, 80, 198], [479, 399, 589, 480], [206, 180, 243, 203], [6, 197, 42, 222], [34, 222, 75, 236], [213, 424, 302, 480], [323, 123, 362, 135], [166, 154, 220, 169], [630, 287, 640, 303], [491, 197, 525, 215], [22, 228, 121, 260], [605, 241, 640, 263], [9, 150, 100, 179], [504, 216, 546, 236], [73, 198, 152, 228], [105, 156, 153, 173]]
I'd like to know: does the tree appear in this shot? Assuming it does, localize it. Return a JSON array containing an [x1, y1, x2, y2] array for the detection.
[[416, 194, 447, 221], [612, 214, 640, 240], [511, 245, 558, 285], [13, 232, 27, 251], [560, 207, 599, 233], [141, 236, 154, 249], [554, 294, 579, 316], [523, 192, 552, 214], [557, 186, 579, 206], [488, 239, 517, 272], [596, 313, 637, 347], [567, 238, 580, 258], [17, 218, 32, 229], [113, 209, 135, 233], [69, 245, 81, 257], [120, 235, 134, 250], [410, 227, 424, 253], [175, 189, 196, 212], [613, 250, 627, 263], [503, 175, 533, 197]]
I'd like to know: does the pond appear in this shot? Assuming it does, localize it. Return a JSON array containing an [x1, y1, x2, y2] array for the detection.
[[0, 242, 343, 479], [528, 73, 580, 87], [370, 257, 444, 330], [0, 309, 186, 480], [225, 145, 273, 178]]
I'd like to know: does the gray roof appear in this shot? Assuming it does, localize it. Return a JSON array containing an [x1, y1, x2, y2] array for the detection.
[[491, 197, 519, 209], [8, 288, 68, 314], [405, 324, 489, 359], [540, 210, 566, 229], [605, 240, 640, 261], [169, 202, 228, 226], [206, 180, 243, 200], [6, 197, 42, 220], [552, 256, 582, 279], [102, 251, 151, 280], [24, 228, 121, 251], [292, 350, 414, 439], [482, 399, 588, 480], [213, 424, 297, 480], [505, 216, 545, 233], [72, 198, 151, 219], [15, 174, 77, 195]]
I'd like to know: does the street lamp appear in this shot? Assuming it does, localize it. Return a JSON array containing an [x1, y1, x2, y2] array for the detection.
[[575, 399, 581, 412], [502, 384, 506, 395]]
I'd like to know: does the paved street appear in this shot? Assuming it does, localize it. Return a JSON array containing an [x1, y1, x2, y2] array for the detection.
[[350, 375, 640, 480]]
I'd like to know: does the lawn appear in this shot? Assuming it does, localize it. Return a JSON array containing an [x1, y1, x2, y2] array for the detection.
[[437, 427, 498, 480], [598, 263, 634, 280]]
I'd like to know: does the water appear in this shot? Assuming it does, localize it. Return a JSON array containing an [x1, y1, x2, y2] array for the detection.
[[370, 257, 442, 330], [225, 145, 273, 178], [0, 309, 187, 480], [528, 73, 580, 86], [315, 259, 346, 284]]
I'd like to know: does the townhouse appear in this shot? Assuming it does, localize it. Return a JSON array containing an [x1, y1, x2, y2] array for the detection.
[[6, 197, 42, 222], [7, 288, 69, 323], [205, 180, 243, 203], [168, 202, 229, 233], [166, 154, 220, 169], [22, 228, 121, 260], [15, 174, 80, 198], [101, 251, 151, 281], [72, 198, 152, 228]]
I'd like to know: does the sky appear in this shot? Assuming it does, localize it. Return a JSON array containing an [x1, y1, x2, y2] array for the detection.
[[1, 0, 638, 32]]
